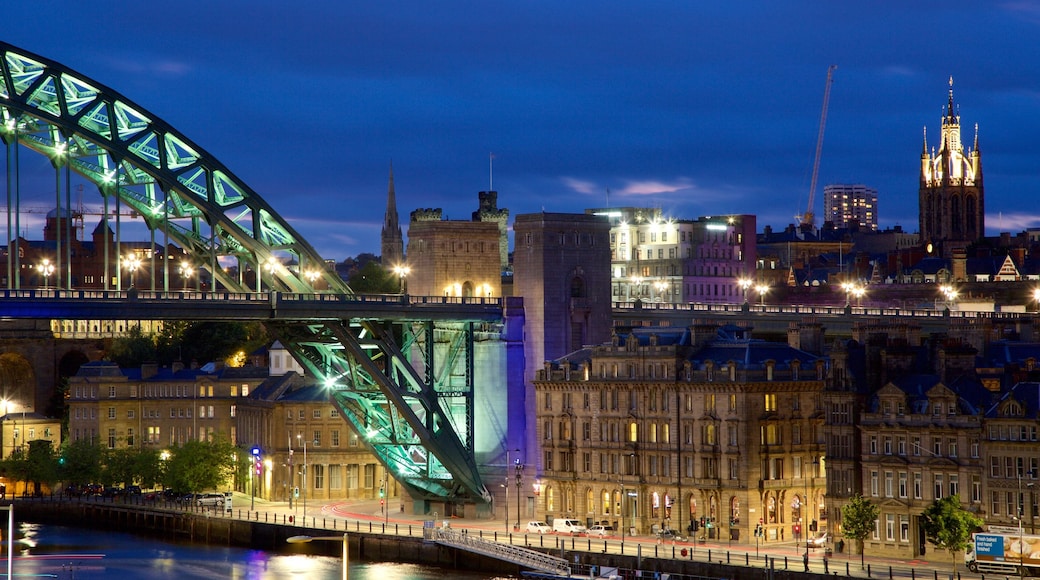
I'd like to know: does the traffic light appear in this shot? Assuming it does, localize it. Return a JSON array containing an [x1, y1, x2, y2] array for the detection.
[[793, 524, 801, 536], [700, 516, 705, 527], [810, 520, 818, 532], [379, 486, 384, 498]]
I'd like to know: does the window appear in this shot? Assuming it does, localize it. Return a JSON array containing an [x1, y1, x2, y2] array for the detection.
[[898, 472, 907, 498], [107, 428, 116, 449], [126, 428, 134, 447], [108, 407, 116, 419], [313, 430, 321, 447], [109, 386, 116, 398], [869, 436, 877, 454], [764, 394, 777, 412], [329, 465, 342, 490], [313, 465, 324, 490], [313, 409, 321, 419], [934, 474, 944, 499], [332, 430, 340, 447], [914, 473, 922, 499], [870, 470, 879, 496]]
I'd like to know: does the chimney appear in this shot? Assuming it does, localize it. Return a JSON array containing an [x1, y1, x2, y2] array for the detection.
[[141, 362, 159, 379]]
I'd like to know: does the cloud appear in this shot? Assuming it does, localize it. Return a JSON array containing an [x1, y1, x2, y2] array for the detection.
[[986, 212, 1040, 233], [560, 177, 599, 195], [616, 179, 694, 196]]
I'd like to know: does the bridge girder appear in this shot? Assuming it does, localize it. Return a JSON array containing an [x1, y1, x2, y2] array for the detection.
[[0, 42, 348, 294], [270, 318, 491, 505]]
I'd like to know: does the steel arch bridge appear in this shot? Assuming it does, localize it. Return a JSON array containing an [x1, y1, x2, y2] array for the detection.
[[0, 42, 493, 509]]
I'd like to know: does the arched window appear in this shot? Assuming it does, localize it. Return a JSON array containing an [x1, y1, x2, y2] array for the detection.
[[570, 277, 586, 298], [547, 486, 555, 512]]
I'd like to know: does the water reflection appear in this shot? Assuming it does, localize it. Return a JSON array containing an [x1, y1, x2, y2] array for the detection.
[[6, 523, 515, 579]]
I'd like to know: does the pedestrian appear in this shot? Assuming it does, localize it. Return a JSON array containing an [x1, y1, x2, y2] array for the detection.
[[803, 552, 809, 572], [781, 527, 785, 541]]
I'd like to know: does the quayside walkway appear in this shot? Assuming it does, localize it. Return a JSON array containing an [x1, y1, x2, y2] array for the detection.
[[428, 526, 570, 576]]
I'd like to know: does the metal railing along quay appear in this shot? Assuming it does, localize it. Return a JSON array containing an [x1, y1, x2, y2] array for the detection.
[[426, 526, 570, 576], [23, 494, 984, 580]]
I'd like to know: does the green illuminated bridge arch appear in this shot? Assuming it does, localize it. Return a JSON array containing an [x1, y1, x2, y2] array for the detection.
[[0, 42, 498, 511]]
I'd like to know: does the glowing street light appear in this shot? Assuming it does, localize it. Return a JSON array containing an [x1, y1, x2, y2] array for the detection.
[[738, 277, 754, 304], [755, 284, 769, 306], [304, 268, 320, 291], [1032, 288, 1040, 313], [179, 261, 193, 291], [122, 254, 142, 289], [38, 259, 55, 290], [287, 533, 348, 580], [392, 264, 410, 294], [263, 257, 280, 292], [654, 280, 668, 302]]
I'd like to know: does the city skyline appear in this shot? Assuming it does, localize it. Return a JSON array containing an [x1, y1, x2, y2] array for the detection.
[[3, 1, 1040, 260]]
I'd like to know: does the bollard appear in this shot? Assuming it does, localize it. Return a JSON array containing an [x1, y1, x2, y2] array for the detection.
[[889, 566, 893, 579], [824, 558, 829, 574], [934, 571, 938, 580], [727, 552, 731, 564], [867, 564, 871, 577], [709, 549, 712, 561], [911, 569, 915, 580], [847, 562, 850, 576], [784, 556, 788, 570]]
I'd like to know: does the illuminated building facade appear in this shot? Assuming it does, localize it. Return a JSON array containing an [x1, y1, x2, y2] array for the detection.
[[919, 78, 984, 256], [532, 322, 827, 540], [823, 184, 878, 231]]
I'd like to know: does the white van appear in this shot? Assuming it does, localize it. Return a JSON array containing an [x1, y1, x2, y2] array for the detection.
[[552, 519, 587, 534]]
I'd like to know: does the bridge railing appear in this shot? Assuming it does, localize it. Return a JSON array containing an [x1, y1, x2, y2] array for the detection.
[[0, 288, 504, 308], [612, 300, 1028, 320]]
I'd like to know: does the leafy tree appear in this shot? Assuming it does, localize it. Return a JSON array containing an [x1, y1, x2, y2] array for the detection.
[[348, 261, 397, 294], [59, 438, 104, 487], [103, 447, 138, 488], [841, 494, 880, 568], [163, 437, 238, 493], [133, 448, 165, 489], [107, 325, 157, 368], [0, 447, 30, 496], [180, 322, 268, 367], [24, 440, 57, 496], [920, 495, 983, 574]]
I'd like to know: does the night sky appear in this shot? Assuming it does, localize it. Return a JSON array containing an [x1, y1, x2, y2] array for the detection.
[[4, 1, 1040, 259]]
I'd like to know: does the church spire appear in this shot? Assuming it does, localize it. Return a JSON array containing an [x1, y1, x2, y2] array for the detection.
[[381, 162, 404, 267]]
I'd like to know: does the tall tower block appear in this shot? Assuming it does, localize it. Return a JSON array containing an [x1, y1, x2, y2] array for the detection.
[[513, 213, 612, 468], [381, 164, 404, 267], [919, 78, 984, 256]]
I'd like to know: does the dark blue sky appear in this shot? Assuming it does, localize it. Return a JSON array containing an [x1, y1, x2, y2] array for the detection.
[[5, 1, 1040, 259]]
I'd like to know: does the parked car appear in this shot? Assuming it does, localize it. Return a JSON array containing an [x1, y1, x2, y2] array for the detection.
[[526, 521, 551, 534], [552, 519, 587, 535], [196, 493, 225, 508], [588, 525, 614, 537]]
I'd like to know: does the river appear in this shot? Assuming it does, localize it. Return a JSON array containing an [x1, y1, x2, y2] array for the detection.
[[7, 522, 518, 579]]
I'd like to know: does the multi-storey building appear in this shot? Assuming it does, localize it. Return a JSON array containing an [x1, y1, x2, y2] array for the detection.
[[823, 184, 878, 232], [68, 361, 267, 448], [982, 382, 1040, 534], [405, 208, 502, 298], [532, 321, 827, 542], [590, 208, 755, 304], [857, 373, 985, 559]]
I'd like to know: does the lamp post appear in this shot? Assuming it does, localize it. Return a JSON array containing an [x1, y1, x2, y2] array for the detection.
[[393, 265, 410, 294], [803, 467, 810, 571], [287, 533, 348, 580], [620, 477, 626, 544], [264, 257, 279, 292], [654, 280, 668, 303], [1019, 470, 1035, 578], [755, 284, 769, 307], [123, 253, 141, 289], [38, 258, 54, 289], [297, 434, 307, 519], [179, 260, 193, 291], [304, 268, 320, 292], [514, 458, 523, 531], [738, 277, 753, 305], [505, 448, 519, 533], [1033, 288, 1040, 313]]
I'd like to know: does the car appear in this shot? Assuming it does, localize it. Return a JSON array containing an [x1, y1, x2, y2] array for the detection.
[[526, 521, 551, 534], [196, 493, 225, 508], [588, 525, 614, 537], [655, 528, 685, 542], [552, 519, 587, 535], [809, 532, 828, 548]]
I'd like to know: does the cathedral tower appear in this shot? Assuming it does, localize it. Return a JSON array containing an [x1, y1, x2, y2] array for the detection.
[[381, 163, 404, 266], [919, 78, 983, 256]]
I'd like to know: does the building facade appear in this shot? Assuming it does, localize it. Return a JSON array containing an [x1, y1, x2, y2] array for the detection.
[[531, 322, 827, 542], [405, 208, 502, 298], [919, 79, 984, 256], [823, 184, 878, 232]]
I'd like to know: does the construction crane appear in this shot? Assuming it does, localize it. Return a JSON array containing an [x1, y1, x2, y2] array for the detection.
[[800, 65, 837, 228]]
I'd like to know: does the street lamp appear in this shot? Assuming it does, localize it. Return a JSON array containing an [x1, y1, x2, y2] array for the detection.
[[1018, 470, 1036, 578], [179, 260, 193, 291], [123, 253, 141, 289], [1033, 288, 1040, 313], [38, 259, 54, 289], [755, 284, 769, 307], [297, 434, 307, 518], [505, 448, 519, 532], [738, 277, 753, 305], [514, 458, 524, 531], [264, 257, 279, 292], [304, 268, 320, 292], [287, 533, 348, 580], [654, 280, 668, 303], [392, 265, 410, 294], [250, 446, 261, 511]]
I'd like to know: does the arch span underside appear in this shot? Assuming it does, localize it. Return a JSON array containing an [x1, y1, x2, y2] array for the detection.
[[0, 42, 490, 508]]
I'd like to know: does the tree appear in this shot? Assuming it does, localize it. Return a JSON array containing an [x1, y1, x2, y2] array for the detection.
[[841, 494, 880, 568], [59, 438, 104, 487], [107, 325, 157, 368], [163, 438, 238, 493], [347, 261, 397, 294], [920, 495, 983, 574]]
